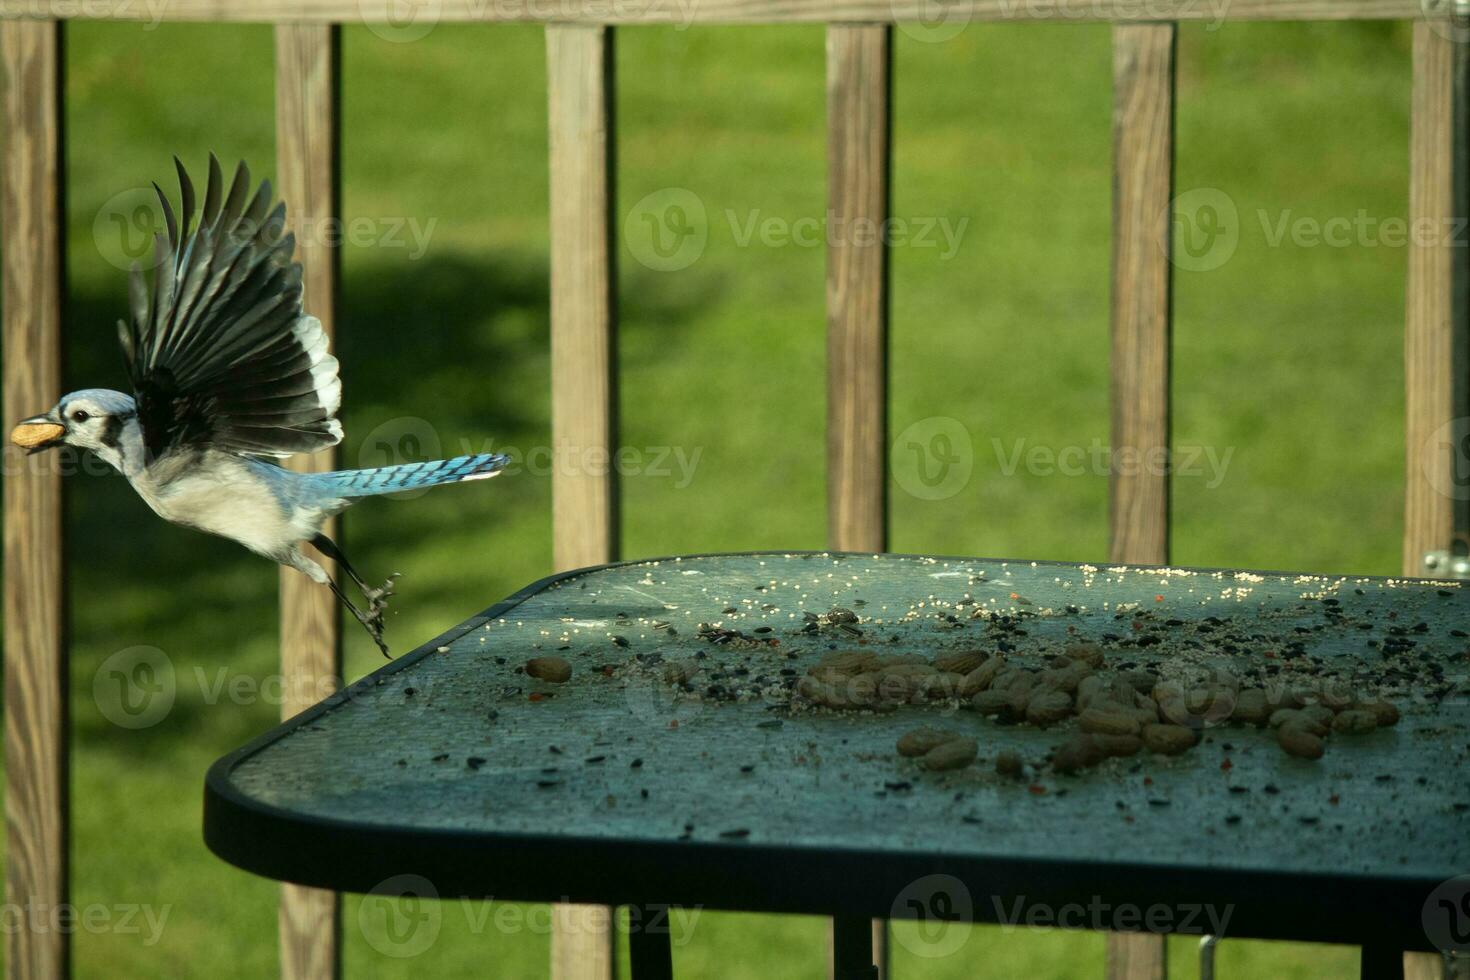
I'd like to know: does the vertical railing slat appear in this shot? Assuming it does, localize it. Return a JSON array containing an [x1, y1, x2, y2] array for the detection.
[[2, 19, 68, 980], [1404, 21, 1467, 574], [1108, 22, 1175, 570], [547, 22, 617, 980], [1402, 21, 1468, 980], [275, 23, 343, 980], [1107, 20, 1175, 980], [548, 22, 618, 574], [826, 23, 891, 979], [827, 24, 890, 558]]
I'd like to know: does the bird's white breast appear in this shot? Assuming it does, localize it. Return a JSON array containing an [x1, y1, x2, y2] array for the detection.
[[129, 456, 302, 559]]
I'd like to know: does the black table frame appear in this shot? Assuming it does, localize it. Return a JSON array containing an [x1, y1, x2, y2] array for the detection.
[[204, 553, 1461, 980]]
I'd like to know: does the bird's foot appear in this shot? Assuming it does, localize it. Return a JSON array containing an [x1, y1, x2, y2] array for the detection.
[[361, 579, 398, 659], [362, 605, 391, 658], [365, 575, 396, 627], [363, 572, 400, 606]]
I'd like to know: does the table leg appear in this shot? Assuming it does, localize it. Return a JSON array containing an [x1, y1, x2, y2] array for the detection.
[[628, 905, 673, 980], [831, 915, 879, 980], [1361, 943, 1407, 980], [1198, 935, 1220, 980]]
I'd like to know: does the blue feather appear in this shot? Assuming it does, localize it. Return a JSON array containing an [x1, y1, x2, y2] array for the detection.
[[307, 453, 510, 499]]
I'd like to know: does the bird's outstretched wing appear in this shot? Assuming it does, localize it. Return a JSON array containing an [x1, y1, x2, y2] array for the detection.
[[119, 154, 343, 462]]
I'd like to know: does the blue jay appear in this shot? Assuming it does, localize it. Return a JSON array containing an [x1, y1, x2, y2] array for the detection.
[[10, 156, 509, 655]]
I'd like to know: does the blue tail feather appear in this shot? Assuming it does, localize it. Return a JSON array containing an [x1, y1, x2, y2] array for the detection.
[[315, 453, 510, 498]]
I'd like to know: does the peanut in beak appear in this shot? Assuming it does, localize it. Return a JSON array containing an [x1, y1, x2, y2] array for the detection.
[[10, 421, 64, 450]]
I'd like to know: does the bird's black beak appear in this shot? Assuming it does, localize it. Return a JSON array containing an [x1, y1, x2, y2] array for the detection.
[[11, 411, 65, 454]]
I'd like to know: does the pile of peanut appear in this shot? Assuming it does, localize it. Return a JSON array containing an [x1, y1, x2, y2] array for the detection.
[[794, 642, 1400, 776]]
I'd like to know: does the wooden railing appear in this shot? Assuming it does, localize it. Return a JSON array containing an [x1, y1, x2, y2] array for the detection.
[[2, 3, 1466, 980]]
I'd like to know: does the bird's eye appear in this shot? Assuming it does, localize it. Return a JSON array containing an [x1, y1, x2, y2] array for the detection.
[[69, 410, 89, 423]]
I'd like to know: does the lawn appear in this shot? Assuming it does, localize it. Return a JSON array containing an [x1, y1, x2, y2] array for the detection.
[[0, 13, 1415, 977]]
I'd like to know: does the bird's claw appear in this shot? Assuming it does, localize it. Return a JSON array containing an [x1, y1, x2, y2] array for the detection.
[[362, 604, 390, 657], [362, 574, 397, 658], [363, 572, 400, 605]]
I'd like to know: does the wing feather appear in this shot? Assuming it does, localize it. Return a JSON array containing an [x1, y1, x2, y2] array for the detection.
[[201, 155, 223, 227], [221, 162, 250, 229], [124, 155, 342, 462], [175, 157, 195, 244]]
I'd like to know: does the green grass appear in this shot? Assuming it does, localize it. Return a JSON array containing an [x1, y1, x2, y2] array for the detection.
[[0, 15, 1417, 977]]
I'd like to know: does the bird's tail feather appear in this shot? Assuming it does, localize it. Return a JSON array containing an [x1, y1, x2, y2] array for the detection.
[[315, 453, 510, 498]]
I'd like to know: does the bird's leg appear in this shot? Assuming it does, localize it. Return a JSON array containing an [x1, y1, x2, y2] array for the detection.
[[312, 533, 398, 609], [290, 543, 392, 658], [324, 575, 391, 658]]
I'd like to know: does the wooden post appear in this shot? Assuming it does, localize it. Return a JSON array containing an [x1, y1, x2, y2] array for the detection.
[[826, 25, 891, 978], [1403, 21, 1468, 980], [1107, 20, 1175, 980], [547, 22, 617, 980], [275, 23, 343, 980], [826, 24, 890, 558], [2, 19, 67, 980], [1405, 21, 1469, 574]]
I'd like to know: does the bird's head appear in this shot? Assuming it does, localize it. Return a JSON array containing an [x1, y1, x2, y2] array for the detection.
[[11, 389, 137, 456]]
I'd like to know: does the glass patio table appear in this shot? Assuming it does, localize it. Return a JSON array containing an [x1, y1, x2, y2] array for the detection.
[[204, 552, 1470, 979]]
